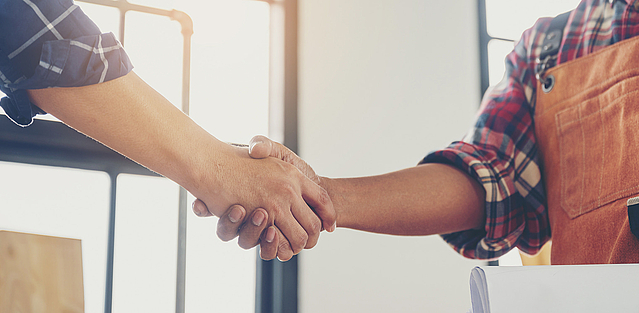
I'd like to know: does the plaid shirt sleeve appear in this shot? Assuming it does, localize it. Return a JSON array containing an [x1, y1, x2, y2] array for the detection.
[[420, 18, 554, 260], [0, 0, 133, 127]]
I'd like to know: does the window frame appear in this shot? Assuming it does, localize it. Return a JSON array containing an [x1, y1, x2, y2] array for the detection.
[[0, 0, 299, 312]]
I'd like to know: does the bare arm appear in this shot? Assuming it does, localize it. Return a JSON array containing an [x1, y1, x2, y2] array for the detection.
[[29, 72, 234, 205], [28, 72, 335, 254], [211, 136, 485, 259], [322, 163, 484, 235]]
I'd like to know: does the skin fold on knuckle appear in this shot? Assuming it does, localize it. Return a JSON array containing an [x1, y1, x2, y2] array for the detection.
[[260, 250, 275, 260], [277, 240, 293, 261], [278, 249, 293, 262], [318, 189, 336, 222], [309, 217, 322, 237]]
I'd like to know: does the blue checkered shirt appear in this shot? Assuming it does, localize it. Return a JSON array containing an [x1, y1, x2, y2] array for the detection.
[[0, 0, 133, 126]]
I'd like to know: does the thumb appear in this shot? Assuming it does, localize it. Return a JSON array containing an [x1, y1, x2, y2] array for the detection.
[[249, 135, 321, 185], [248, 135, 274, 159], [249, 135, 289, 160]]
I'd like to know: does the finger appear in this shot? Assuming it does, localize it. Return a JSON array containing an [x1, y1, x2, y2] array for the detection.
[[274, 208, 308, 255], [275, 228, 295, 262], [290, 196, 322, 249], [300, 177, 337, 232], [192, 198, 214, 217], [259, 226, 279, 260], [216, 204, 246, 242], [237, 208, 270, 250]]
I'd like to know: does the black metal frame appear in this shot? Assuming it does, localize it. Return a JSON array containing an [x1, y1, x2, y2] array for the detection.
[[477, 0, 515, 97], [0, 0, 300, 312], [477, 0, 514, 267], [257, 1, 300, 312], [477, 0, 491, 98]]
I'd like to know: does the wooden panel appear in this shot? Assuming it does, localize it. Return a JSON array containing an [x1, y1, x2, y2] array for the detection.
[[520, 241, 552, 266], [0, 231, 84, 313]]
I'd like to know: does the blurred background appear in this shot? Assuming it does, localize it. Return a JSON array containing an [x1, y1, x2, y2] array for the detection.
[[0, 0, 578, 312]]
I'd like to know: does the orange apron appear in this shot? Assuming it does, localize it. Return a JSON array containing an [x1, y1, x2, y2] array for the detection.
[[535, 35, 639, 264]]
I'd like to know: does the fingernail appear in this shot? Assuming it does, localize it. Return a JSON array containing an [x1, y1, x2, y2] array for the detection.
[[192, 202, 199, 215], [252, 210, 265, 226], [329, 222, 337, 232], [265, 227, 276, 243], [229, 207, 242, 223], [192, 202, 204, 217]]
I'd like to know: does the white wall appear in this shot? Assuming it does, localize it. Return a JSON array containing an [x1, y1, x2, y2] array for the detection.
[[298, 1, 485, 312]]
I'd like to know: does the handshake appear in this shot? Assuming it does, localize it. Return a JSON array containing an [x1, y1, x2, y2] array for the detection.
[[190, 135, 336, 261]]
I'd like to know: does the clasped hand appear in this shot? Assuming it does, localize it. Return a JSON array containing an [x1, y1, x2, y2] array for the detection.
[[192, 136, 334, 261]]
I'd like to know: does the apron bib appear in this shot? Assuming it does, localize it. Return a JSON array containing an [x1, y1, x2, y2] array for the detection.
[[535, 35, 639, 264]]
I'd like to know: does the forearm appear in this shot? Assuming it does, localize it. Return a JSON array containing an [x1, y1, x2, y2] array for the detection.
[[27, 72, 235, 215], [322, 163, 485, 235]]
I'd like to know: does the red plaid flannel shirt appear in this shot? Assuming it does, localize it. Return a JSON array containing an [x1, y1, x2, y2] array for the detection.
[[421, 0, 639, 259]]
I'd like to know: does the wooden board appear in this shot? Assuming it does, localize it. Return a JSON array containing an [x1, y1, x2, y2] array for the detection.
[[0, 231, 84, 313]]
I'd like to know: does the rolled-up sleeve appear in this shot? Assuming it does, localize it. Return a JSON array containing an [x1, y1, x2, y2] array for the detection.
[[420, 20, 552, 260], [0, 0, 133, 126]]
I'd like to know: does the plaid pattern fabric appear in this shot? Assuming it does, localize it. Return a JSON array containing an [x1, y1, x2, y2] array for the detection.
[[0, 0, 133, 126], [421, 0, 639, 260]]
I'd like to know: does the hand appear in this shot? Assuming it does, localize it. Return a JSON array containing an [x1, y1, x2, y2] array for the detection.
[[193, 144, 335, 256], [193, 201, 293, 260], [193, 136, 335, 260]]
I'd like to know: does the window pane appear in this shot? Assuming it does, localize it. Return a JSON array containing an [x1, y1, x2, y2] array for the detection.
[[499, 248, 524, 266], [76, 1, 120, 36], [1, 1, 268, 311], [121, 3, 267, 308], [185, 193, 257, 313], [124, 11, 183, 108], [0, 162, 110, 313], [186, 0, 270, 144], [112, 174, 179, 313], [181, 1, 269, 310], [487, 39, 515, 87], [486, 0, 581, 41]]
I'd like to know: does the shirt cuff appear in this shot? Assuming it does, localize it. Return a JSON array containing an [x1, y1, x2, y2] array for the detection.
[[420, 141, 543, 260]]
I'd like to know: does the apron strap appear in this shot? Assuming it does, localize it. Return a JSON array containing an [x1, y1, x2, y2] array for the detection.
[[535, 11, 571, 88], [628, 197, 639, 239]]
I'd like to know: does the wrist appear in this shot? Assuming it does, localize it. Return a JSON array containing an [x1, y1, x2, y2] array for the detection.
[[186, 142, 246, 216], [319, 176, 347, 228]]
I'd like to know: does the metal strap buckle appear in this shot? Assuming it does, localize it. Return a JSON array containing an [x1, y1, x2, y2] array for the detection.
[[535, 55, 557, 86]]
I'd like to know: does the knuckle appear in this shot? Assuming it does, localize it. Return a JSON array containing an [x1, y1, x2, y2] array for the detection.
[[263, 198, 280, 211], [264, 205, 283, 220], [308, 218, 322, 236], [278, 248, 293, 261], [318, 192, 336, 221], [260, 250, 275, 260], [280, 182, 297, 197], [278, 239, 291, 254], [290, 233, 308, 254], [318, 188, 331, 207]]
